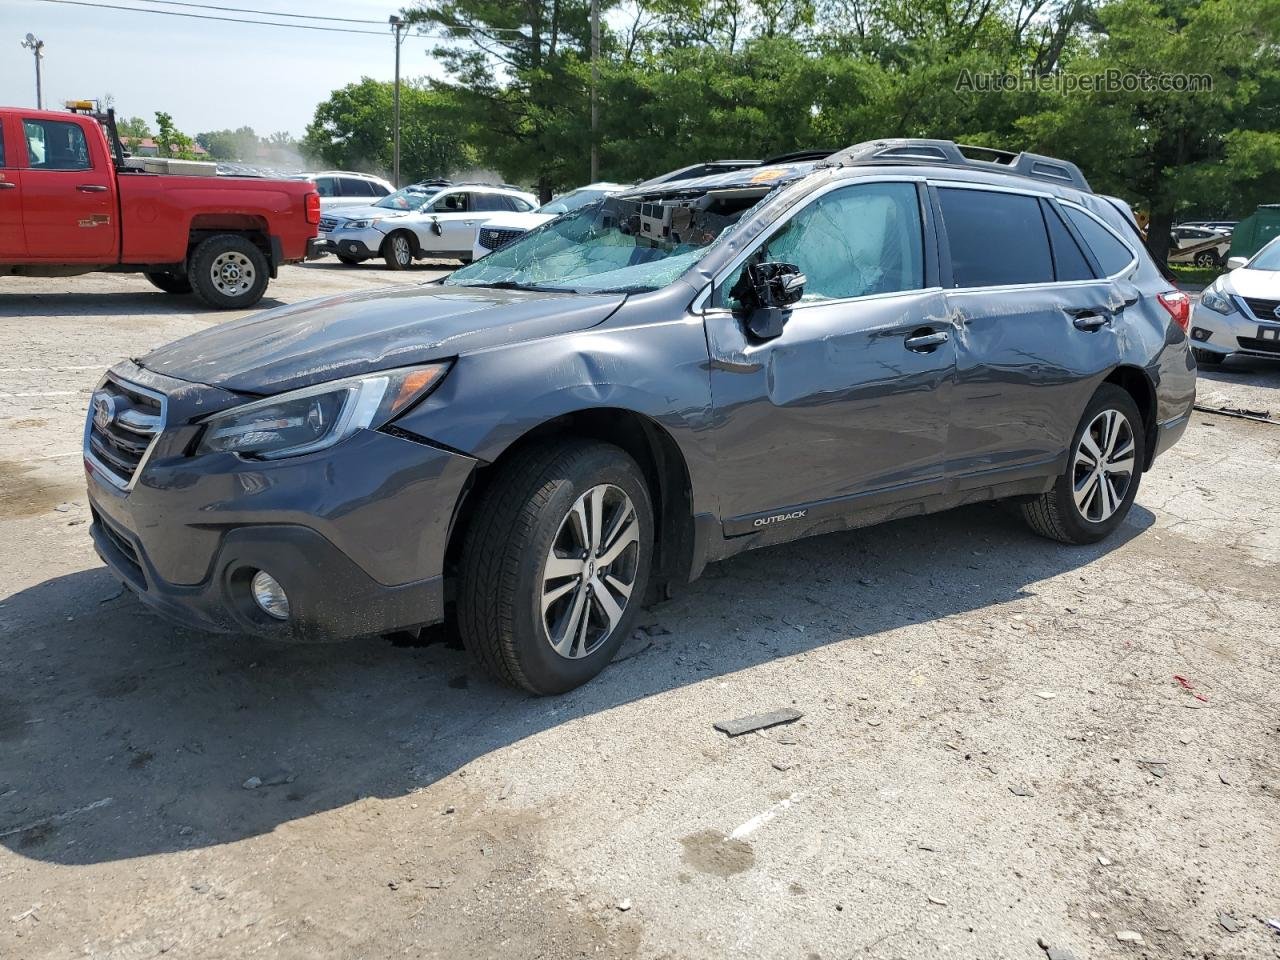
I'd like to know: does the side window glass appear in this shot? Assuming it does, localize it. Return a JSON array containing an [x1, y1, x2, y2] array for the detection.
[[723, 181, 925, 308], [938, 187, 1052, 287], [23, 119, 91, 171], [432, 192, 468, 212], [472, 193, 507, 212], [340, 178, 375, 197], [314, 177, 337, 197], [1063, 206, 1135, 276], [1043, 203, 1096, 281], [369, 182, 391, 197], [511, 196, 535, 212]]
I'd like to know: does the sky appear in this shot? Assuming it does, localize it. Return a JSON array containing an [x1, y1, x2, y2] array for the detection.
[[1, 0, 448, 137]]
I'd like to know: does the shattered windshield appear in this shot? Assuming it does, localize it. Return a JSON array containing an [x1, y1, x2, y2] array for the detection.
[[450, 190, 763, 294], [375, 186, 434, 211]]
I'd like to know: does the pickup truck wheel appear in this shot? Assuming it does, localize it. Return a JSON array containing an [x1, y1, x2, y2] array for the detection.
[[144, 271, 192, 295], [457, 440, 654, 695], [1021, 384, 1145, 545], [382, 231, 415, 270], [187, 234, 269, 309]]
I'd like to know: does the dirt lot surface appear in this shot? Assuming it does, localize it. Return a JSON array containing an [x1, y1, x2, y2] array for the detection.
[[2, 266, 1278, 960]]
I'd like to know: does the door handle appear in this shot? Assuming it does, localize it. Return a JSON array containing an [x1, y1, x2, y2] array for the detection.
[[1071, 312, 1111, 331], [904, 329, 950, 352], [77, 184, 108, 193], [0, 182, 15, 190]]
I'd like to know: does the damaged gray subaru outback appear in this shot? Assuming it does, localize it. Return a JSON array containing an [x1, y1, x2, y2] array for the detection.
[[85, 139, 1196, 694]]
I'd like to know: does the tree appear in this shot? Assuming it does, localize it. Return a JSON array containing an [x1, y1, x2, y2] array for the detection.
[[196, 126, 260, 161], [302, 77, 474, 181], [116, 115, 152, 152], [154, 112, 201, 160], [404, 0, 600, 200]]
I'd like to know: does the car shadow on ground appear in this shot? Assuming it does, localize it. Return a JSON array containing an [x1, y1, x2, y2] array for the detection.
[[1194, 354, 1280, 393], [299, 259, 462, 273], [0, 500, 1153, 866], [0, 292, 289, 318]]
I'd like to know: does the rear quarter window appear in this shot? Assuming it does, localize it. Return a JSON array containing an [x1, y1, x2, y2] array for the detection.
[[937, 187, 1053, 287], [1063, 206, 1135, 277]]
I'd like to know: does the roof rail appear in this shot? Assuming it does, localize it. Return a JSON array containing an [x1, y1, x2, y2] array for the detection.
[[822, 138, 1092, 193]]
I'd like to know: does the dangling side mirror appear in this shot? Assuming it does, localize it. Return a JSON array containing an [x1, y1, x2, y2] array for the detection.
[[734, 261, 806, 339], [1226, 255, 1248, 271]]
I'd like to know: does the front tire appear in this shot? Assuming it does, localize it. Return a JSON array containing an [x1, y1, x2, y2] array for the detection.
[[382, 231, 415, 270], [145, 271, 192, 295], [457, 440, 654, 695], [187, 234, 269, 309], [1021, 384, 1145, 545]]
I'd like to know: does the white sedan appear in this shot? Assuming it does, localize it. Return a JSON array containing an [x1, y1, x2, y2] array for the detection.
[[319, 183, 538, 268], [1189, 236, 1280, 365], [471, 182, 629, 260]]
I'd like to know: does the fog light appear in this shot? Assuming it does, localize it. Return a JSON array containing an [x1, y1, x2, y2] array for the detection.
[[1191, 327, 1212, 342], [251, 570, 290, 620]]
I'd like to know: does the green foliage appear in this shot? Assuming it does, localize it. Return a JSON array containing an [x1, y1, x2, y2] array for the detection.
[[301, 77, 475, 182], [195, 126, 260, 161], [116, 115, 152, 151], [153, 111, 201, 160]]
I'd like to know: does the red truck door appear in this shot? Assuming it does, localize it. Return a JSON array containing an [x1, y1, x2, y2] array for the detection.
[[17, 114, 116, 261], [0, 116, 24, 258]]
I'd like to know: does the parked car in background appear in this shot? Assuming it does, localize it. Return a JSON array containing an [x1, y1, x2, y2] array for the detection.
[[1179, 220, 1238, 233], [1188, 235, 1280, 366], [290, 171, 393, 210], [0, 104, 319, 309], [317, 182, 537, 267], [84, 138, 1194, 696], [472, 182, 628, 259], [1168, 225, 1231, 266]]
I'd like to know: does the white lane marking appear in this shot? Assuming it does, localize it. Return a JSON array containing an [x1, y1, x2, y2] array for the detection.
[[730, 792, 801, 840]]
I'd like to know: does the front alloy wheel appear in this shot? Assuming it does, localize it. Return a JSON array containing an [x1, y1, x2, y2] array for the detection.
[[541, 484, 641, 660], [458, 440, 654, 695], [383, 232, 414, 269]]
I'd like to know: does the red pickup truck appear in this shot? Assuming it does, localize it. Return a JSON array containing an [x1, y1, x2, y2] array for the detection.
[[0, 105, 320, 309]]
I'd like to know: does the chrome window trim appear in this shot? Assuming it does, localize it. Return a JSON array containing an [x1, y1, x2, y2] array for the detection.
[[1055, 198, 1140, 281], [693, 174, 930, 314], [83, 375, 168, 492]]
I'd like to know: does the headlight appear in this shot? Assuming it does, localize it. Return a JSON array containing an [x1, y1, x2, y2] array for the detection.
[[196, 363, 449, 460], [343, 218, 382, 230], [1200, 284, 1233, 315]]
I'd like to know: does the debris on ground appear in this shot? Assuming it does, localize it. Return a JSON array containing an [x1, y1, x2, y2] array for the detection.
[[713, 708, 803, 737], [616, 898, 632, 912], [1009, 784, 1036, 797], [927, 895, 948, 906], [242, 776, 262, 790], [638, 623, 671, 637], [1114, 929, 1144, 944], [1046, 947, 1079, 960], [1218, 913, 1243, 933], [1264, 917, 1280, 936], [1173, 675, 1209, 703]]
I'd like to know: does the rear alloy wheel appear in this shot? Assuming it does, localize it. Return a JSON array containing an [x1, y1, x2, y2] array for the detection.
[[1021, 384, 1145, 544], [187, 234, 269, 309], [457, 440, 653, 695], [1193, 250, 1219, 267], [1192, 347, 1224, 367], [382, 231, 414, 270], [145, 271, 192, 295]]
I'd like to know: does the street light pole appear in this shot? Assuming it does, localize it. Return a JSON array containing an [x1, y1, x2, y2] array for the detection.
[[21, 33, 45, 110], [389, 15, 406, 188]]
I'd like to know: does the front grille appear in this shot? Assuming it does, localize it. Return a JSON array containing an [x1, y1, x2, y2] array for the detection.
[[318, 215, 340, 233], [1237, 336, 1280, 355], [477, 227, 525, 251], [93, 508, 143, 576], [1239, 296, 1280, 321], [85, 378, 165, 489]]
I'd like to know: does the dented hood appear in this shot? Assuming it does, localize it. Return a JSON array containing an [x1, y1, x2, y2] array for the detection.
[[138, 283, 625, 395]]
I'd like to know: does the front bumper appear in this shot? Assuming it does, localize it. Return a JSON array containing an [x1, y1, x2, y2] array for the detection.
[[1191, 299, 1280, 358], [85, 362, 477, 642], [315, 226, 385, 260]]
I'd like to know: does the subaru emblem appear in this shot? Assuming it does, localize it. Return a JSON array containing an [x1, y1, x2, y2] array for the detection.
[[92, 393, 117, 432], [1273, 304, 1280, 320]]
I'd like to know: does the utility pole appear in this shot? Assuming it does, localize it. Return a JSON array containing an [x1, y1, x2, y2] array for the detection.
[[389, 15, 407, 188], [589, 0, 599, 182], [21, 33, 44, 110]]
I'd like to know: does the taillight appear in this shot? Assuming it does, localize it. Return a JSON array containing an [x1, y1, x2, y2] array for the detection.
[[305, 192, 320, 225], [1157, 289, 1191, 332]]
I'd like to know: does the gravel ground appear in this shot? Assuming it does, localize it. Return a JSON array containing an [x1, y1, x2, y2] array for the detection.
[[1, 266, 1278, 960]]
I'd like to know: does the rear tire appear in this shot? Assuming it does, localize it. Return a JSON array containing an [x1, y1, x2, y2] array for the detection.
[[187, 234, 269, 310], [1192, 347, 1224, 367], [382, 231, 415, 270], [1193, 250, 1219, 267], [457, 440, 654, 695], [1021, 384, 1145, 545], [144, 271, 192, 295]]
